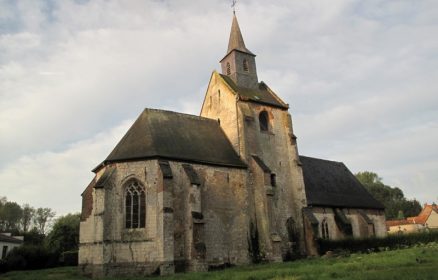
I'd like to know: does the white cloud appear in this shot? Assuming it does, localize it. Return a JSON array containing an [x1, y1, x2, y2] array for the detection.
[[0, 119, 131, 215], [0, 0, 437, 213]]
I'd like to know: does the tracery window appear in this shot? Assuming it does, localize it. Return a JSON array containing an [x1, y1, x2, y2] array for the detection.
[[243, 59, 249, 72], [226, 62, 231, 75], [125, 180, 146, 229], [321, 219, 330, 239], [259, 111, 269, 131]]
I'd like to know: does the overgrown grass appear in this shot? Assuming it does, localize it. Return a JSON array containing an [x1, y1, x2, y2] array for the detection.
[[2, 242, 438, 280]]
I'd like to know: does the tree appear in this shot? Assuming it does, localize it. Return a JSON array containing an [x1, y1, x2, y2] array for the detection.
[[21, 204, 35, 232], [22, 228, 45, 246], [356, 171, 422, 220], [46, 213, 80, 254], [33, 208, 56, 234], [397, 210, 405, 219], [0, 201, 23, 232]]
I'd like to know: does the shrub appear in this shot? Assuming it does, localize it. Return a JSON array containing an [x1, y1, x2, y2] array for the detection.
[[0, 245, 59, 272], [59, 250, 78, 266], [318, 230, 438, 255]]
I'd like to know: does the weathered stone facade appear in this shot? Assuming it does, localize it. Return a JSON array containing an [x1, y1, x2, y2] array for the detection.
[[200, 71, 308, 259], [79, 160, 251, 277], [303, 207, 386, 256], [79, 14, 386, 277]]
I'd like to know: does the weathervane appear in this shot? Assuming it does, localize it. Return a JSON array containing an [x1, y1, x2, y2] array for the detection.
[[232, 0, 237, 14]]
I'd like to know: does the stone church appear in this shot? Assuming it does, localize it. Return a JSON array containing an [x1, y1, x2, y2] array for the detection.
[[79, 14, 386, 278]]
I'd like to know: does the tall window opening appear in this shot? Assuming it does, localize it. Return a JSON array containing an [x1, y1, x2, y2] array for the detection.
[[270, 173, 276, 187], [2, 246, 8, 259], [218, 89, 221, 105], [243, 59, 249, 72], [321, 219, 329, 239], [125, 180, 146, 229], [226, 62, 231, 75], [259, 111, 269, 131]]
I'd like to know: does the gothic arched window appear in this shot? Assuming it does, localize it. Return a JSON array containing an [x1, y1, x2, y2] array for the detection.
[[259, 111, 269, 131], [226, 62, 231, 75], [243, 59, 249, 72], [321, 219, 330, 239], [125, 180, 146, 229]]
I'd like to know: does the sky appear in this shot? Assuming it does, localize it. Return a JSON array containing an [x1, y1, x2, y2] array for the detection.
[[0, 0, 437, 216]]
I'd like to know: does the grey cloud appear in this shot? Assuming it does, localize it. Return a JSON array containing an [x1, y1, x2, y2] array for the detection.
[[0, 0, 437, 214]]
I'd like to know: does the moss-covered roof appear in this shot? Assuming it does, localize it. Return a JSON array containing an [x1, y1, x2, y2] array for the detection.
[[219, 74, 288, 109], [95, 109, 246, 171], [300, 156, 384, 210]]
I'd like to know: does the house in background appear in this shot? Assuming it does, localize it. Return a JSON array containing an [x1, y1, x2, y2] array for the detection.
[[0, 233, 23, 259], [386, 203, 438, 234]]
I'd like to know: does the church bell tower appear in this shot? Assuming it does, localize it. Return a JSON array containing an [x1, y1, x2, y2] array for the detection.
[[220, 14, 259, 89]]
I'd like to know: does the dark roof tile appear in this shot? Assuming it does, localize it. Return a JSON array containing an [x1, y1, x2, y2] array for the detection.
[[220, 74, 288, 109], [97, 109, 246, 170], [0, 234, 23, 244], [300, 156, 384, 210], [252, 155, 271, 173]]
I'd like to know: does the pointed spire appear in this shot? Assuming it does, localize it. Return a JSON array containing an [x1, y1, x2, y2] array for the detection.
[[226, 14, 254, 56]]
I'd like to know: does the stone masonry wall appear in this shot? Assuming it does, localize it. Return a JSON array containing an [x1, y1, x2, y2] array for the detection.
[[79, 159, 250, 277], [201, 72, 308, 258], [308, 207, 387, 241], [201, 72, 241, 156], [169, 161, 249, 268], [237, 101, 308, 257]]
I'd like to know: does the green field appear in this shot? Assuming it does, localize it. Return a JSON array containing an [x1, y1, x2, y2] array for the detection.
[[2, 243, 437, 280]]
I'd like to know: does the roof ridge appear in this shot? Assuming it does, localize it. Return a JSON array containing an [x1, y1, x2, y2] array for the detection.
[[299, 155, 343, 165], [259, 81, 288, 108], [142, 108, 220, 123]]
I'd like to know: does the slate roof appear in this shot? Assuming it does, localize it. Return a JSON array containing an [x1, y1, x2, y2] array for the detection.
[[252, 155, 271, 173], [0, 233, 23, 244], [223, 14, 255, 59], [95, 109, 246, 171], [300, 156, 384, 210], [219, 74, 288, 109]]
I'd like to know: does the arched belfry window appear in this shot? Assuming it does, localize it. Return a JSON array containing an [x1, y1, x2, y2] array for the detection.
[[259, 111, 269, 131], [321, 219, 330, 239], [226, 62, 231, 75], [125, 180, 146, 229], [243, 59, 249, 72]]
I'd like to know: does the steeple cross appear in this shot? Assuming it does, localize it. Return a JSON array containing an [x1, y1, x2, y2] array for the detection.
[[231, 0, 237, 14]]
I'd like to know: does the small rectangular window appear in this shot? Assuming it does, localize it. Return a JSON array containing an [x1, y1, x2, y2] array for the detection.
[[270, 173, 276, 187]]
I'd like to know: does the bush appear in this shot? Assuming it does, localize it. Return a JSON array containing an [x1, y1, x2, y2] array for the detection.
[[22, 228, 46, 246], [0, 245, 59, 273], [59, 250, 78, 266], [318, 230, 438, 255]]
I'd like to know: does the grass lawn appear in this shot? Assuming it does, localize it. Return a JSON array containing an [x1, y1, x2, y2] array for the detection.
[[2, 242, 437, 280]]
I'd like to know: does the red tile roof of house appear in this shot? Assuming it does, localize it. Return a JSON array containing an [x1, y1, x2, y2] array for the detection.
[[386, 204, 437, 228], [406, 204, 437, 224], [386, 219, 413, 228]]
